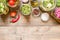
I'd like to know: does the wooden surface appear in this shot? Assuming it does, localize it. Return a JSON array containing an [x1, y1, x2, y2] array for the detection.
[[0, 9, 60, 40], [0, 14, 60, 40], [0, 0, 60, 40], [0, 13, 59, 26], [0, 26, 60, 40]]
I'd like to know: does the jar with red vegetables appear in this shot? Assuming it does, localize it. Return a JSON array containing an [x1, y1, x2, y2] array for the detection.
[[54, 7, 60, 19], [32, 8, 40, 17], [51, 7, 60, 23], [7, 0, 20, 8]]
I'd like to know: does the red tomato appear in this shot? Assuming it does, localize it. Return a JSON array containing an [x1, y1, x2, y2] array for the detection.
[[10, 11, 17, 17], [8, 0, 15, 6]]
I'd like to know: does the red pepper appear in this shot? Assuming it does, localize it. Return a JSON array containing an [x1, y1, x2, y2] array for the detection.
[[11, 14, 20, 23]]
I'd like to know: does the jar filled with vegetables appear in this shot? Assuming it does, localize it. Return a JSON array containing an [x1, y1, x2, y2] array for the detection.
[[0, 2, 9, 15], [20, 4, 32, 15], [39, 0, 56, 11], [51, 7, 60, 23], [30, 0, 39, 8], [54, 7, 60, 19]]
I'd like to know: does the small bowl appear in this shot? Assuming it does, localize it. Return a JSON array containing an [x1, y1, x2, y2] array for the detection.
[[39, 0, 56, 11], [20, 4, 32, 16], [32, 8, 41, 17], [7, 0, 20, 8]]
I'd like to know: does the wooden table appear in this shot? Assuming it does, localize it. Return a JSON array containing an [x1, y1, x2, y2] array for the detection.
[[0, 0, 60, 40]]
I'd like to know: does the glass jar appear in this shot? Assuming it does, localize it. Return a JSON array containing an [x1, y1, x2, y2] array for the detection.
[[7, 0, 20, 8], [0, 2, 9, 15], [39, 0, 56, 11], [30, 0, 39, 8]]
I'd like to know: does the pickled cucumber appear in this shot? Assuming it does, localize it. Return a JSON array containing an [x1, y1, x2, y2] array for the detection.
[[21, 4, 31, 15]]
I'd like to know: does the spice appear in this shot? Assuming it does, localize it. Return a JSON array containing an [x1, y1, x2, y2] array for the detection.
[[32, 8, 40, 17]]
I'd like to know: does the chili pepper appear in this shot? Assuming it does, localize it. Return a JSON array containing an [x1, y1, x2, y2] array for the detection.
[[11, 14, 20, 23]]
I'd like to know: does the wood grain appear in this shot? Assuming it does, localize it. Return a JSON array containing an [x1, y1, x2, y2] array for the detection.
[[0, 27, 59, 40]]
